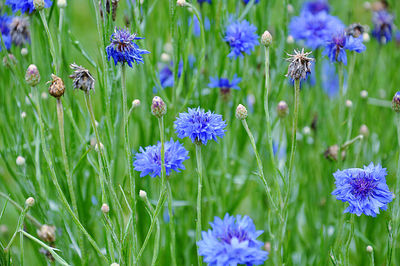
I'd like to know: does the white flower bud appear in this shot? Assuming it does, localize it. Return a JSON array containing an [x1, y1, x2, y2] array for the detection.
[[161, 53, 171, 63], [139, 190, 147, 199], [235, 104, 248, 120], [101, 203, 110, 213], [177, 0, 186, 6], [286, 35, 294, 44], [21, 112, 26, 119], [345, 100, 353, 108], [261, 31, 272, 47], [25, 197, 35, 207], [366, 245, 373, 253], [16, 156, 26, 166], [362, 32, 370, 42], [132, 99, 141, 108], [21, 48, 28, 56], [360, 90, 368, 99], [95, 142, 104, 152], [57, 0, 67, 8]]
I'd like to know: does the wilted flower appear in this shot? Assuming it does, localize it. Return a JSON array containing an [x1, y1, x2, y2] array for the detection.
[[48, 74, 65, 98], [5, 0, 52, 14], [69, 63, 95, 93], [224, 19, 259, 59], [9, 17, 30, 46], [372, 10, 394, 44], [133, 138, 189, 178], [286, 48, 314, 81], [323, 31, 366, 65], [99, 0, 119, 21], [174, 107, 227, 145], [197, 213, 268, 265], [106, 28, 150, 67], [332, 163, 393, 217]]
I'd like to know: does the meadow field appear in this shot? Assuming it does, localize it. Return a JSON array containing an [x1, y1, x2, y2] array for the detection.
[[0, 0, 400, 265]]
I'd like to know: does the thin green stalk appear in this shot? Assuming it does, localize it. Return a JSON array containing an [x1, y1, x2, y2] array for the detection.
[[195, 144, 203, 266], [141, 195, 160, 266], [20, 223, 24, 266], [369, 248, 375, 266], [36, 91, 108, 263], [5, 205, 28, 251], [167, 181, 177, 266], [345, 215, 355, 265], [121, 64, 138, 263], [39, 10, 58, 74], [337, 64, 345, 166]]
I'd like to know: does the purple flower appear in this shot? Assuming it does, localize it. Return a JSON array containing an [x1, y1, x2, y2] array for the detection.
[[224, 19, 259, 59], [174, 107, 227, 145], [159, 61, 183, 88], [289, 11, 344, 49], [208, 74, 241, 95], [197, 213, 268, 265], [301, 0, 330, 15], [372, 10, 394, 44], [133, 138, 189, 178], [323, 31, 366, 65], [106, 28, 150, 67], [5, 0, 52, 14], [321, 60, 339, 97], [0, 13, 12, 51], [332, 163, 393, 217]]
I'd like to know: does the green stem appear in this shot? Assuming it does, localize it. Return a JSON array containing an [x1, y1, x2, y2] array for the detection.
[[195, 144, 203, 266], [167, 181, 177, 266], [5, 206, 28, 251], [345, 215, 355, 264], [39, 10, 58, 74], [337, 63, 345, 166]]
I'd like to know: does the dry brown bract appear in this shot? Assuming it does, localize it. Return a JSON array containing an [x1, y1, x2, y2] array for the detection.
[[286, 49, 314, 81], [69, 63, 95, 93]]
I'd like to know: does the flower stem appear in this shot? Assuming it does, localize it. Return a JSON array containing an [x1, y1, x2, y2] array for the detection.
[[337, 63, 345, 166], [5, 205, 29, 251], [344, 215, 355, 264], [167, 181, 177, 266], [39, 10, 58, 74], [195, 144, 203, 266], [121, 64, 137, 263]]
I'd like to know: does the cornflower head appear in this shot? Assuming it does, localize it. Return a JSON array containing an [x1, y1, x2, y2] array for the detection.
[[0, 13, 12, 51], [323, 30, 366, 65], [208, 74, 241, 100], [133, 138, 189, 178], [286, 48, 314, 81], [332, 163, 393, 217], [9, 16, 30, 46], [301, 0, 330, 15], [5, 0, 52, 14], [197, 213, 268, 265], [289, 9, 344, 49], [197, 0, 211, 4], [372, 10, 394, 44], [174, 107, 227, 145], [69, 63, 95, 93], [224, 19, 259, 59], [159, 60, 183, 88], [106, 27, 150, 67]]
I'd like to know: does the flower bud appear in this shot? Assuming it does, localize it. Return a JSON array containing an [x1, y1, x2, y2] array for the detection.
[[345, 100, 353, 108], [41, 92, 48, 99], [177, 0, 186, 6], [3, 54, 16, 67], [139, 190, 147, 199], [25, 197, 35, 207], [16, 156, 26, 166], [95, 142, 104, 152], [151, 96, 167, 118], [132, 99, 141, 108], [366, 245, 373, 253], [261, 31, 272, 47], [21, 112, 26, 119], [359, 124, 369, 138], [264, 242, 271, 252], [362, 32, 370, 42], [324, 145, 346, 162], [392, 91, 400, 112], [34, 0, 45, 10], [21, 48, 28, 56], [57, 0, 67, 8], [48, 74, 65, 98], [287, 4, 294, 13], [101, 203, 110, 214], [25, 64, 40, 87], [277, 101, 289, 118], [160, 53, 171, 63], [286, 35, 294, 44], [37, 225, 56, 243], [360, 90, 368, 99], [110, 263, 120, 266], [235, 104, 248, 120]]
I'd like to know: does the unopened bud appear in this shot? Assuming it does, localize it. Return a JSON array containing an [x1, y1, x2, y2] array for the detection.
[[360, 90, 368, 99], [110, 263, 120, 266], [286, 35, 294, 44], [25, 64, 40, 87], [132, 99, 141, 108], [264, 242, 271, 252], [161, 53, 171, 63], [345, 100, 353, 108], [392, 91, 400, 112], [95, 142, 104, 152], [48, 74, 65, 98], [151, 96, 167, 118], [21, 48, 28, 56], [359, 124, 369, 138], [287, 4, 294, 13], [324, 145, 346, 162], [139, 190, 147, 199], [235, 104, 248, 120], [362, 32, 370, 42], [25, 197, 35, 207], [21, 112, 27, 119], [366, 245, 373, 253], [41, 92, 48, 99], [57, 0, 67, 8], [16, 156, 26, 166], [261, 31, 272, 47], [177, 0, 186, 6], [277, 101, 289, 118], [101, 203, 110, 213], [34, 0, 45, 10]]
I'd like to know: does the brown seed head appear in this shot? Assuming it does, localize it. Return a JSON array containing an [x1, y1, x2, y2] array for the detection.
[[37, 225, 56, 243], [48, 74, 65, 98], [69, 63, 95, 93], [286, 49, 314, 81]]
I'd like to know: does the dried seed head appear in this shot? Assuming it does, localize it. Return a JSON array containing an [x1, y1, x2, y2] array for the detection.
[[277, 101, 289, 118], [151, 96, 167, 118], [261, 31, 273, 47], [34, 0, 45, 10], [111, 0, 120, 21], [16, 156, 26, 166], [69, 63, 95, 93], [366, 245, 373, 253], [139, 190, 147, 199], [346, 23, 365, 38], [177, 0, 186, 6], [10, 17, 30, 46], [324, 145, 346, 162], [57, 0, 67, 8], [359, 124, 369, 138], [286, 49, 314, 81], [101, 203, 110, 213], [392, 91, 400, 112], [37, 225, 56, 243], [48, 74, 65, 98], [25, 64, 40, 87], [132, 99, 141, 108], [25, 197, 35, 207], [235, 104, 248, 120]]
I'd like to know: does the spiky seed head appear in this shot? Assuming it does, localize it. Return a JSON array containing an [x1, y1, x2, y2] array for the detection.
[[48, 74, 65, 98], [286, 49, 314, 81], [177, 0, 186, 6], [16, 156, 26, 166], [359, 124, 369, 138], [37, 225, 56, 243], [101, 203, 110, 213], [25, 64, 40, 87], [132, 99, 141, 108], [366, 245, 373, 253], [139, 190, 147, 198], [392, 91, 400, 112], [235, 104, 248, 120], [69, 63, 95, 93], [261, 31, 272, 47], [151, 96, 167, 118], [33, 0, 45, 10], [25, 197, 35, 207], [277, 101, 289, 118], [57, 0, 67, 8]]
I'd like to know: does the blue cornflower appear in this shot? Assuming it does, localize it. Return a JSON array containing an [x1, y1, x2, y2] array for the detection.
[[133, 138, 189, 178], [106, 28, 150, 67], [174, 107, 227, 145], [372, 10, 394, 44], [289, 11, 344, 49], [301, 0, 330, 15], [224, 19, 259, 59], [321, 60, 340, 98], [197, 0, 211, 4], [243, 0, 260, 4], [332, 163, 393, 217], [197, 213, 268, 265], [208, 74, 241, 96], [5, 0, 52, 14], [323, 31, 366, 65], [0, 13, 12, 51], [159, 61, 183, 88]]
